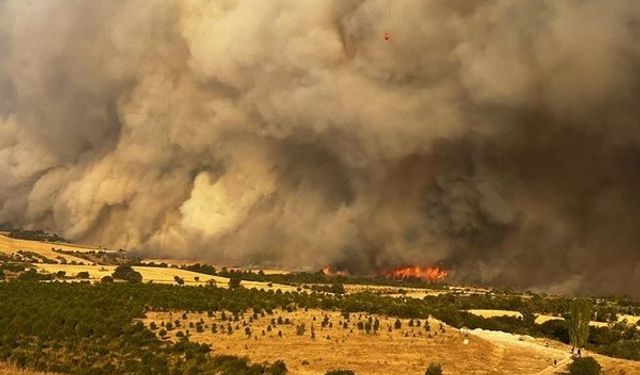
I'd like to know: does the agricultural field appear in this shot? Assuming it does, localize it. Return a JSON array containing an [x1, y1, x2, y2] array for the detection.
[[33, 263, 295, 291], [467, 309, 524, 319], [0, 234, 104, 264], [144, 308, 640, 375], [2, 233, 640, 374], [467, 310, 640, 329], [144, 308, 555, 375]]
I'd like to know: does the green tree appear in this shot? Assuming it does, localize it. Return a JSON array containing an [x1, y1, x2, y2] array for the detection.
[[76, 271, 90, 279], [174, 276, 185, 286], [570, 299, 593, 349], [111, 265, 142, 283], [228, 274, 242, 289]]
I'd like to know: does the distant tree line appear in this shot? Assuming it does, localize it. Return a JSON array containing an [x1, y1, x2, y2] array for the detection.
[[7, 229, 68, 243], [176, 264, 449, 290]]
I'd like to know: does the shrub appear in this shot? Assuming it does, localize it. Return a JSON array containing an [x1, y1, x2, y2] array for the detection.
[[326, 370, 356, 375], [425, 363, 443, 375], [330, 282, 345, 294], [101, 275, 114, 283], [76, 271, 90, 279], [568, 357, 601, 375], [296, 324, 306, 336], [270, 360, 287, 375]]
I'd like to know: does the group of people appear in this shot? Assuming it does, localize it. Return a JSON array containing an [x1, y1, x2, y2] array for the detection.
[[571, 346, 583, 357], [546, 343, 584, 368]]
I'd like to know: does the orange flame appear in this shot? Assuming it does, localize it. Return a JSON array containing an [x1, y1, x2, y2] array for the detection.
[[322, 265, 349, 277], [383, 265, 449, 282]]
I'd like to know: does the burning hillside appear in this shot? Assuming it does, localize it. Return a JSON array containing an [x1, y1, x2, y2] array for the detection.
[[321, 266, 350, 277], [382, 266, 449, 283]]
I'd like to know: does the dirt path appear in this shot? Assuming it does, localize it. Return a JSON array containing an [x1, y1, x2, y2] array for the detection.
[[466, 328, 571, 374], [532, 356, 571, 375]]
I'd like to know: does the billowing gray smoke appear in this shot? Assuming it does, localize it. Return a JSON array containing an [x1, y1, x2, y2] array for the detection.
[[1, 0, 640, 296]]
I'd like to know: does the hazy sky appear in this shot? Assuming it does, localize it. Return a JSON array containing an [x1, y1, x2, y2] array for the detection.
[[1, 0, 640, 296]]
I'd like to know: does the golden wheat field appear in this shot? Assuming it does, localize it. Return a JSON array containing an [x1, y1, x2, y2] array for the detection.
[[0, 234, 102, 264], [143, 308, 576, 375], [34, 263, 296, 291], [467, 309, 524, 319]]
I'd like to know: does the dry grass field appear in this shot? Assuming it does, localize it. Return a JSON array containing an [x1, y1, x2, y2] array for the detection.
[[0, 234, 103, 263], [343, 284, 444, 299], [0, 363, 57, 375], [472, 310, 640, 329], [467, 309, 524, 319], [34, 263, 296, 291], [143, 308, 566, 375]]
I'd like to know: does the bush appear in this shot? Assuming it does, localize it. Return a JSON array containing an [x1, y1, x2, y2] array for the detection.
[[17, 269, 52, 281], [76, 271, 90, 279], [270, 360, 287, 375], [425, 363, 443, 375], [568, 357, 601, 375], [325, 370, 355, 375], [101, 275, 114, 283], [330, 282, 345, 294]]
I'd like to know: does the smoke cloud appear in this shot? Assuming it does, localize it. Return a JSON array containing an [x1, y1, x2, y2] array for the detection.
[[2, 0, 640, 296]]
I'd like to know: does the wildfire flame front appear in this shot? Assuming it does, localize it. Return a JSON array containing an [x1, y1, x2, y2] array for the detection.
[[383, 266, 449, 282]]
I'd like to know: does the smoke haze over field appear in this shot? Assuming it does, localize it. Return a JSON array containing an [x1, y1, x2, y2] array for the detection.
[[1, 0, 640, 295]]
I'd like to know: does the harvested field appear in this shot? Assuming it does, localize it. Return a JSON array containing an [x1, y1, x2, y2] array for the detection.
[[34, 264, 295, 291], [343, 284, 445, 298], [0, 234, 102, 263], [467, 309, 524, 319]]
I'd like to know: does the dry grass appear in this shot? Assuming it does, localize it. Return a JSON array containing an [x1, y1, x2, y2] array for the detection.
[[34, 264, 296, 291], [618, 314, 640, 325], [143, 260, 290, 275], [0, 234, 102, 263], [0, 363, 58, 375], [143, 309, 563, 375], [535, 314, 640, 328], [468, 309, 524, 319], [534, 314, 564, 325], [343, 284, 444, 299]]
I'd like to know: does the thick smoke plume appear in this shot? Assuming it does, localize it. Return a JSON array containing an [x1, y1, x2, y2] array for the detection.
[[1, 0, 640, 296]]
